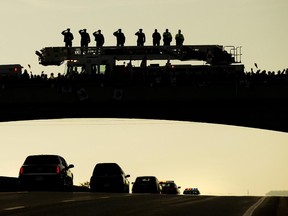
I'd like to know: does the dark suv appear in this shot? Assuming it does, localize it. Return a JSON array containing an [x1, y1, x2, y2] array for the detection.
[[90, 163, 130, 193], [18, 155, 74, 191], [132, 176, 162, 194]]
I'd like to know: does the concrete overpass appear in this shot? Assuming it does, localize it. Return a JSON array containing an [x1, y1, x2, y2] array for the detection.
[[0, 79, 287, 133]]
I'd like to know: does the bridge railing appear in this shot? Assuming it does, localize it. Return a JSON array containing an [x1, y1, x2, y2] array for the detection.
[[224, 46, 242, 63]]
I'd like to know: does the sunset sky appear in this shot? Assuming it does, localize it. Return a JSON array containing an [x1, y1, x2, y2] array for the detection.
[[0, 0, 287, 74], [0, 0, 287, 196]]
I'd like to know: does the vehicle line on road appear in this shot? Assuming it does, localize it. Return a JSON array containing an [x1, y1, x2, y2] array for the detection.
[[242, 197, 266, 216]]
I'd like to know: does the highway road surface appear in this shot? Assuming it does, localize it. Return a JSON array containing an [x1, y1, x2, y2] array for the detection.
[[0, 192, 287, 216]]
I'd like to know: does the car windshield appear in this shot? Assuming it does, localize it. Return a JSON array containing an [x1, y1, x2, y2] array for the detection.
[[24, 155, 59, 165], [162, 183, 175, 187], [136, 177, 155, 183]]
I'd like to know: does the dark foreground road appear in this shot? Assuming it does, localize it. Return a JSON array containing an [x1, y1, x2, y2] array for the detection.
[[0, 192, 287, 216]]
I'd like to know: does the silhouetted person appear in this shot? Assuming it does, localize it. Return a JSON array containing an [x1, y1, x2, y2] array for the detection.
[[21, 69, 30, 80], [135, 29, 146, 46], [113, 29, 125, 46], [49, 73, 55, 80], [175, 30, 184, 46], [152, 29, 161, 46], [79, 29, 91, 47], [93, 30, 105, 47], [61, 28, 74, 47], [163, 29, 172, 46]]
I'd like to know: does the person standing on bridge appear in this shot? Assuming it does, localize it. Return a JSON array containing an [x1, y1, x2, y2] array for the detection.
[[113, 29, 126, 46], [79, 29, 91, 48], [163, 29, 172, 46], [135, 29, 146, 46], [175, 29, 184, 46], [61, 28, 74, 47], [79, 29, 91, 55], [93, 30, 105, 47], [152, 29, 161, 46]]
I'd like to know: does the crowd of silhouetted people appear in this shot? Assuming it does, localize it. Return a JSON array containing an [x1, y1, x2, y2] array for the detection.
[[1, 65, 287, 93], [239, 68, 288, 87]]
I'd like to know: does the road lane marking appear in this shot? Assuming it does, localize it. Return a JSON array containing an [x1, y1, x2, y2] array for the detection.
[[3, 206, 25, 211], [61, 196, 111, 203], [169, 196, 218, 207], [242, 197, 266, 216], [61, 199, 76, 203]]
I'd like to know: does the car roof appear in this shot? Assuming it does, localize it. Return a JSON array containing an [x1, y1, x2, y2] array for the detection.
[[94, 163, 122, 169], [136, 176, 157, 178], [23, 155, 61, 164], [135, 176, 158, 181], [95, 162, 120, 166], [92, 163, 125, 175], [24, 154, 61, 159]]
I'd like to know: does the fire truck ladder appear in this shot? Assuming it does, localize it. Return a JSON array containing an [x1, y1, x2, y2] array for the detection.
[[36, 45, 236, 66]]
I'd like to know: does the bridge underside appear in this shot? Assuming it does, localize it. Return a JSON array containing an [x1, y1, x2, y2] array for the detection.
[[1, 99, 287, 133]]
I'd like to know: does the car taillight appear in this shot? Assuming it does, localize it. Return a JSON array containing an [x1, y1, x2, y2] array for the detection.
[[56, 166, 61, 174], [19, 167, 24, 175]]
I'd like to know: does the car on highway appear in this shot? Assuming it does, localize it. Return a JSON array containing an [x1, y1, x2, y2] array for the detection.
[[18, 154, 74, 191], [132, 176, 162, 194], [160, 181, 181, 194], [183, 188, 200, 195], [90, 163, 130, 193]]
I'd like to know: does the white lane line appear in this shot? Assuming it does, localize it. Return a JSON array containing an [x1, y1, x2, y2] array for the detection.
[[99, 196, 110, 199], [3, 196, 112, 212], [3, 206, 25, 211], [242, 197, 266, 216], [62, 196, 111, 203], [61, 199, 76, 203]]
